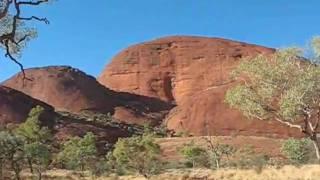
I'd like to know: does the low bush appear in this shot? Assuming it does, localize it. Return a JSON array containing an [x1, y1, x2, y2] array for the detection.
[[281, 138, 313, 165]]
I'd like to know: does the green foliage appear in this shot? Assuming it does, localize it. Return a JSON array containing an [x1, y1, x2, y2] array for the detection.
[[0, 131, 25, 180], [225, 48, 320, 121], [230, 146, 270, 172], [225, 42, 320, 161], [179, 141, 209, 168], [14, 106, 52, 179], [112, 133, 162, 177], [15, 106, 52, 143], [281, 138, 313, 164], [24, 142, 51, 178], [57, 132, 97, 171], [0, 15, 37, 56], [207, 143, 235, 169]]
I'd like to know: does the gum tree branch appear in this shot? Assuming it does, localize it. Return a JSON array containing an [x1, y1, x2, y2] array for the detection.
[[0, 0, 49, 80]]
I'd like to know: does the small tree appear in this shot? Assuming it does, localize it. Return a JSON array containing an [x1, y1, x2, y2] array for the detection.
[[15, 105, 52, 179], [281, 138, 312, 164], [205, 138, 235, 169], [179, 141, 209, 168], [225, 41, 320, 161], [24, 142, 51, 180], [0, 0, 52, 78], [112, 133, 162, 178], [57, 132, 97, 172], [0, 131, 25, 180], [15, 106, 52, 144]]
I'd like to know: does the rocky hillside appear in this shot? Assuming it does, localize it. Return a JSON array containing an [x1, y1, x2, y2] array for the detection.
[[98, 36, 302, 138], [3, 66, 173, 126], [1, 36, 303, 139], [0, 85, 131, 145], [0, 85, 54, 126]]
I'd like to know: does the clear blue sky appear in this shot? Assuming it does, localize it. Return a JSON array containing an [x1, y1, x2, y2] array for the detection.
[[1, 0, 320, 81]]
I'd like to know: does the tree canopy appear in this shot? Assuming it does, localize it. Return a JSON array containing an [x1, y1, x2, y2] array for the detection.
[[0, 0, 51, 79], [225, 37, 320, 160]]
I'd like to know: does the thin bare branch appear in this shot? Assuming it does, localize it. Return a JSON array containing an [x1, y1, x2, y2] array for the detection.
[[4, 40, 32, 82], [17, 0, 48, 6], [0, 0, 49, 80], [18, 16, 49, 24], [274, 117, 303, 131]]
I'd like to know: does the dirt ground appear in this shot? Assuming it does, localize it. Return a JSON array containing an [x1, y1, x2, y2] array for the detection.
[[19, 165, 320, 180], [156, 136, 285, 161]]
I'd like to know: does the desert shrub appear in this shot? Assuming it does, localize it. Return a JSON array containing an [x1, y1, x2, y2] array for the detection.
[[281, 138, 313, 165], [57, 132, 97, 172], [15, 106, 52, 179], [0, 131, 25, 180], [230, 146, 270, 172], [207, 143, 235, 169], [179, 141, 209, 168], [24, 142, 51, 178], [15, 106, 52, 143], [112, 133, 163, 178]]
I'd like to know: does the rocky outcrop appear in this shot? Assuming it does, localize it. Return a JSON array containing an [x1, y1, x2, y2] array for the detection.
[[0, 85, 54, 126], [0, 85, 130, 144], [3, 66, 173, 125], [2, 66, 117, 114], [98, 36, 302, 138]]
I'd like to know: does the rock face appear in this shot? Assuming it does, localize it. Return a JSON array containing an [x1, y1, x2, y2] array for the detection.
[[3, 66, 117, 114], [3, 66, 173, 125], [0, 85, 130, 144], [98, 36, 302, 137], [0, 85, 54, 126]]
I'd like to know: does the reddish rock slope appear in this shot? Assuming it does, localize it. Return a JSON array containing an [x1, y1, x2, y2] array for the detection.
[[0, 85, 54, 126], [3, 66, 173, 125], [0, 85, 129, 144], [98, 36, 302, 138], [3, 66, 117, 114]]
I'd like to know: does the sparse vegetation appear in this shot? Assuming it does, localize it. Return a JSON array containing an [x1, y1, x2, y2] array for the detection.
[[57, 132, 97, 172], [281, 138, 313, 165], [15, 105, 52, 179], [225, 39, 320, 161], [111, 133, 163, 178], [231, 146, 270, 172], [0, 131, 25, 180], [179, 141, 209, 168], [203, 136, 235, 169]]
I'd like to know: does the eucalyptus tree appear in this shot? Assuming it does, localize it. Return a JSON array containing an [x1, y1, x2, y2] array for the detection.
[[0, 0, 51, 79], [15, 105, 52, 179], [225, 38, 320, 160]]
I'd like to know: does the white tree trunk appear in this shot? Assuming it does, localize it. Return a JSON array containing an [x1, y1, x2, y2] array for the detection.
[[311, 139, 320, 161]]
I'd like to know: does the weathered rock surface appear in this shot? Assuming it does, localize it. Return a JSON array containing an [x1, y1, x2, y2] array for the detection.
[[0, 85, 54, 126], [3, 66, 117, 114], [0, 85, 130, 144], [98, 36, 302, 137], [3, 66, 173, 125]]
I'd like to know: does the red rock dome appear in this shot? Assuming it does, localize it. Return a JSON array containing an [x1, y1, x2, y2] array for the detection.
[[98, 36, 302, 138], [3, 66, 173, 126]]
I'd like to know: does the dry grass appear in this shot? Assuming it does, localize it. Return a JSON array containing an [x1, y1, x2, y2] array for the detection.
[[156, 136, 285, 161], [18, 136, 315, 180], [20, 165, 320, 180]]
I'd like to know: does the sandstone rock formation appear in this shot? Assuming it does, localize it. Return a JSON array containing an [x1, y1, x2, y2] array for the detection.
[[0, 85, 54, 126], [0, 85, 130, 144], [98, 36, 302, 138], [3, 66, 117, 113], [3, 66, 173, 125]]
